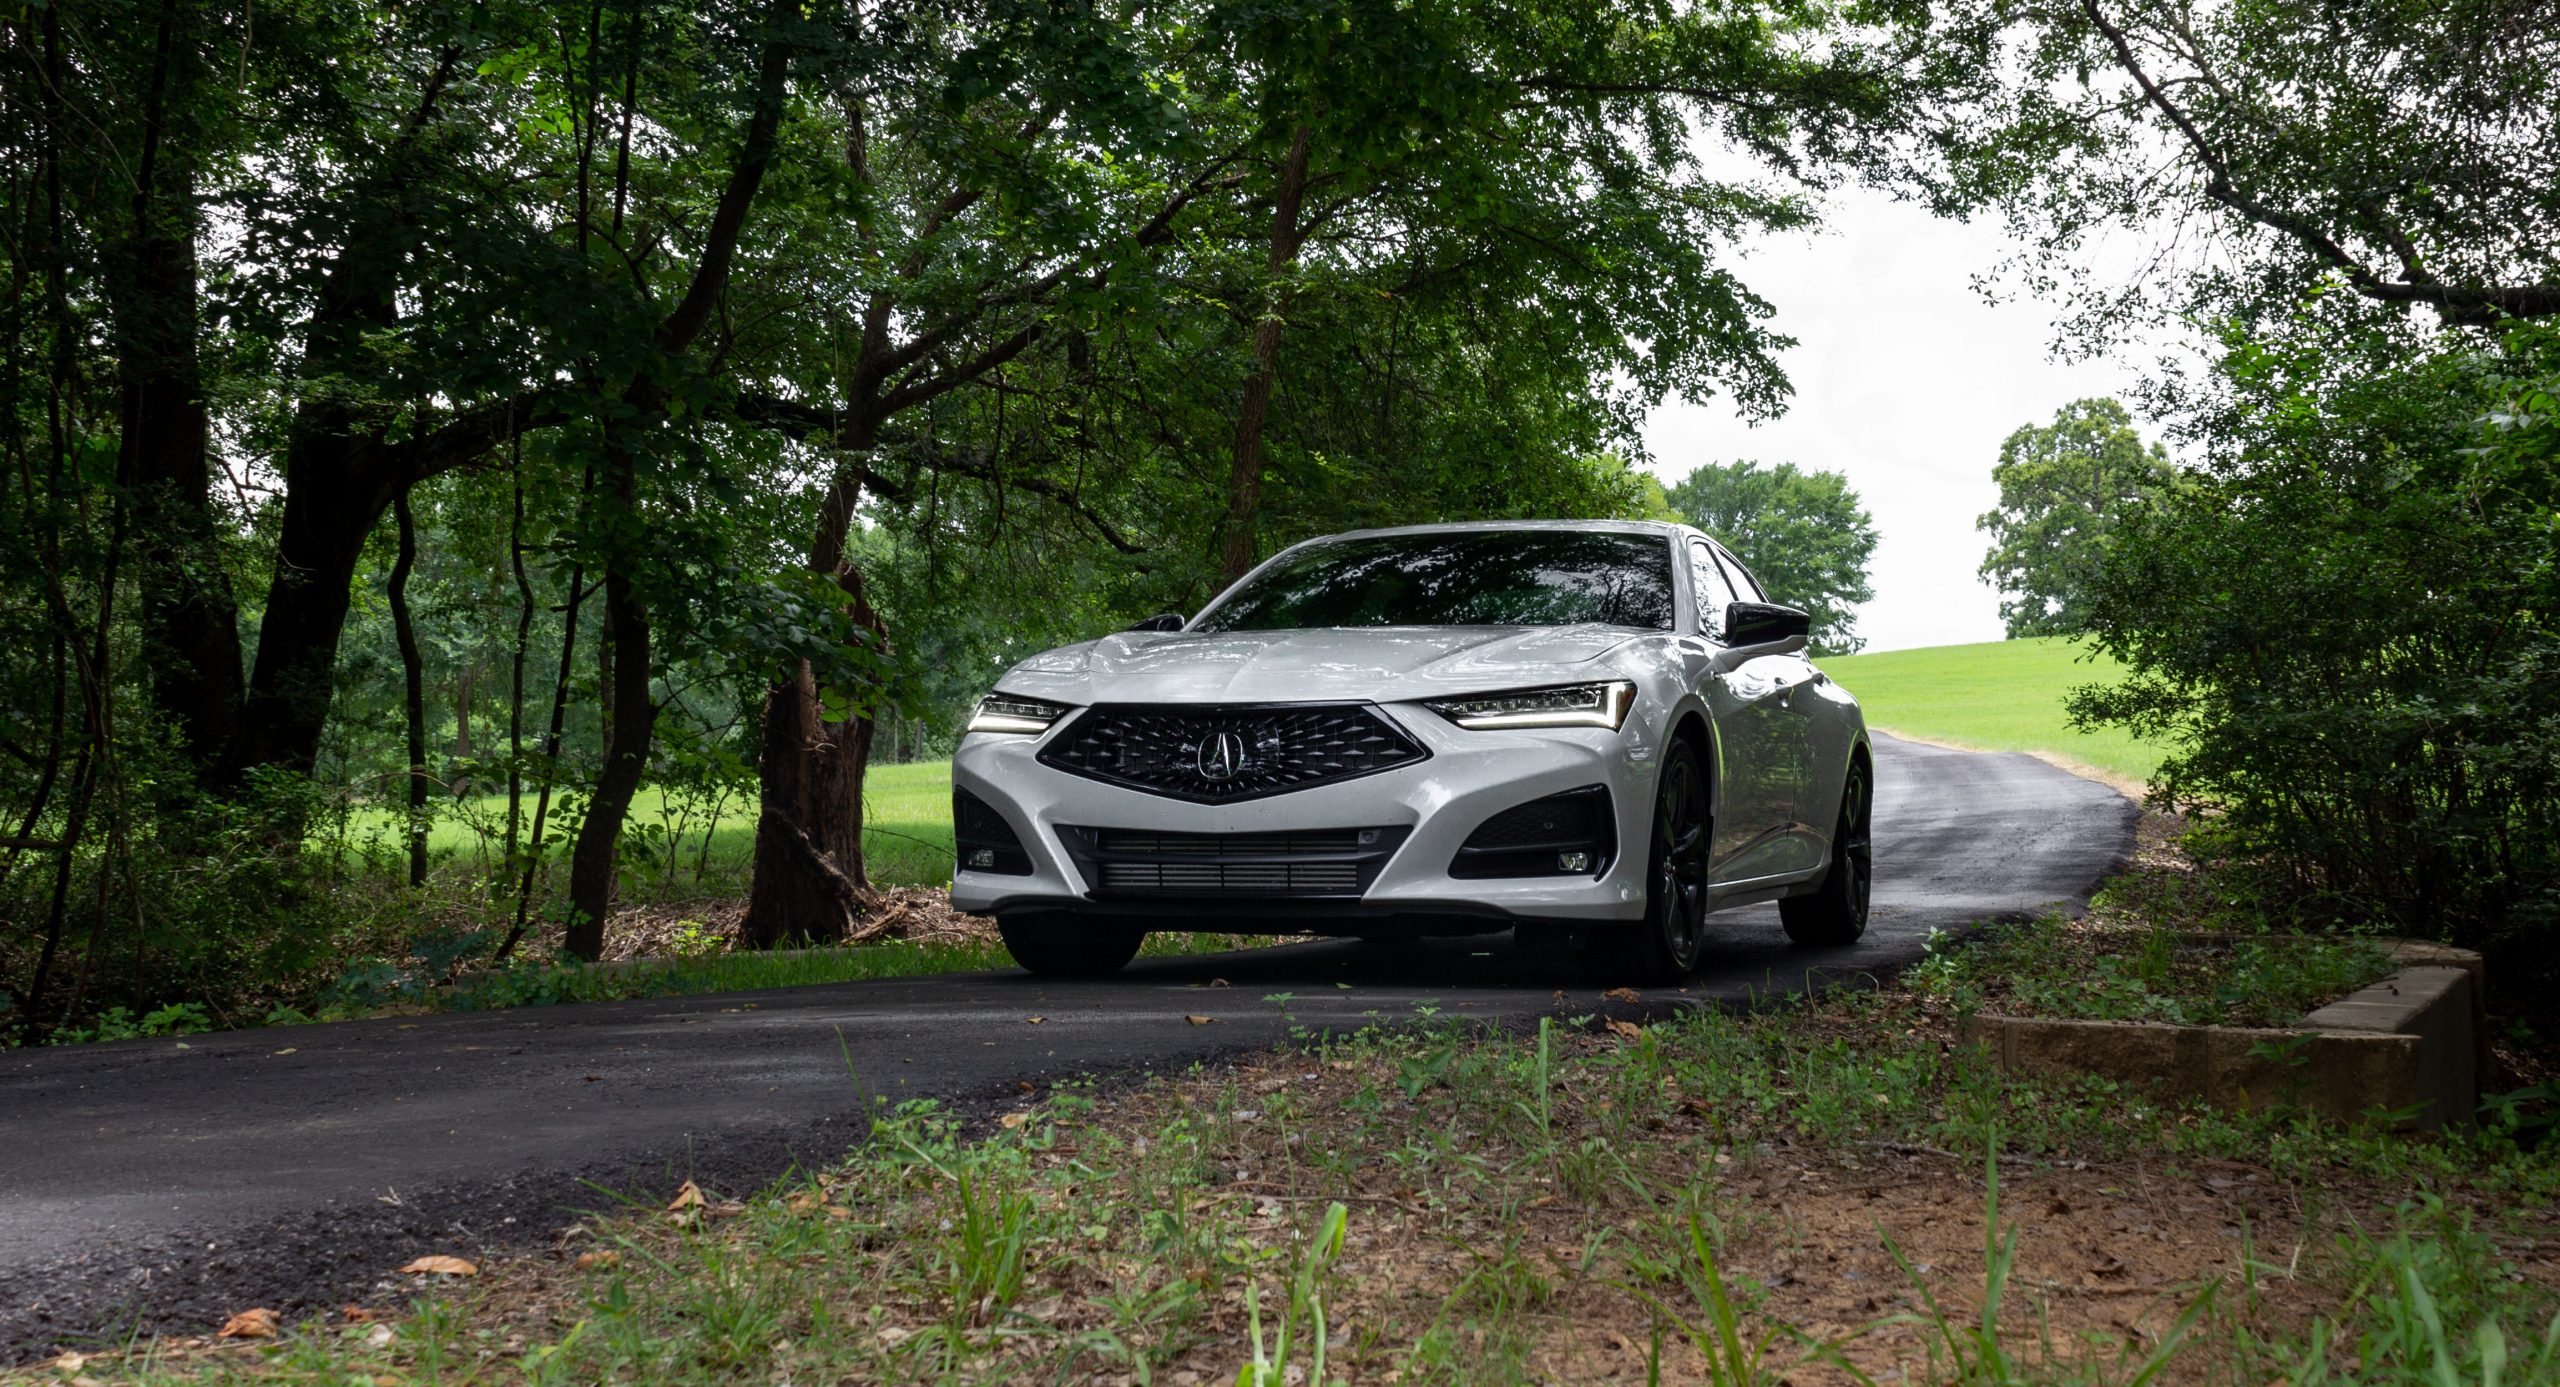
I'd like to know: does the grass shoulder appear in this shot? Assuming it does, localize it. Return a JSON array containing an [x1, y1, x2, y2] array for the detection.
[[64, 920, 2559, 1383]]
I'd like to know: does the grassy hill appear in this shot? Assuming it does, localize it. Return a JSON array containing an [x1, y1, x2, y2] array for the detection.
[[1817, 636, 2162, 786]]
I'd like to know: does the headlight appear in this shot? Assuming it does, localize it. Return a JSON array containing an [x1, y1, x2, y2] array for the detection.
[[966, 692, 1070, 735], [1424, 681, 1636, 731]]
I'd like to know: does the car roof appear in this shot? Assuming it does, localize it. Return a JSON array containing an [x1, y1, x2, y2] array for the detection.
[[1300, 519, 1684, 545]]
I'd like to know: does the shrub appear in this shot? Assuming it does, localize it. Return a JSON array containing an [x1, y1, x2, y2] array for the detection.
[[2072, 320, 2560, 963]]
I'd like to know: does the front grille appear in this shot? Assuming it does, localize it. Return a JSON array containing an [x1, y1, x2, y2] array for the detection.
[[1038, 703, 1428, 803], [1059, 825, 1410, 898]]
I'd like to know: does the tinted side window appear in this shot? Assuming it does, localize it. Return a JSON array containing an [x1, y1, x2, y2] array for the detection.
[[1688, 540, 1737, 639], [1712, 545, 1767, 604]]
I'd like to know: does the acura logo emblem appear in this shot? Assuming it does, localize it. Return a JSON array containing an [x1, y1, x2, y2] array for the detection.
[[1196, 730, 1248, 781]]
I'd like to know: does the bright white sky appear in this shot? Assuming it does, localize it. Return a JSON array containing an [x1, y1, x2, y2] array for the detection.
[[1641, 184, 2149, 653]]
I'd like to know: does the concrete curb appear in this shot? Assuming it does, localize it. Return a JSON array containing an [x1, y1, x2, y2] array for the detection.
[[1961, 938, 2483, 1130]]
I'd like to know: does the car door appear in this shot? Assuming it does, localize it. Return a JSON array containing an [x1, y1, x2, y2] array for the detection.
[[1683, 539, 1785, 883], [1710, 544, 1826, 876]]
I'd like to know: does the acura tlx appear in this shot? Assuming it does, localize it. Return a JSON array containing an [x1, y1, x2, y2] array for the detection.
[[949, 520, 1873, 984]]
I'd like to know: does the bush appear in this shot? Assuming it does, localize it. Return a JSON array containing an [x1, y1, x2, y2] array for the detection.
[[2072, 320, 2560, 962]]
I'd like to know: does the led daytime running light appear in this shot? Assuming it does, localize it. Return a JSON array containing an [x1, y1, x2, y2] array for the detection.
[[1426, 681, 1635, 731], [968, 693, 1068, 735]]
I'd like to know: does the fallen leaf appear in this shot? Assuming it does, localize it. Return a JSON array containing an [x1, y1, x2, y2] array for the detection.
[[397, 1255, 478, 1277], [1603, 986, 1641, 1003], [575, 1251, 620, 1270], [218, 1308, 280, 1339], [1185, 1014, 1214, 1026], [999, 1111, 1029, 1129], [824, 1205, 851, 1219], [364, 1323, 396, 1349], [1208, 977, 1230, 987], [1025, 1015, 1047, 1025], [271, 1047, 297, 1056], [52, 1351, 86, 1372], [1016, 1080, 1035, 1094], [1604, 1017, 1643, 1041], [665, 1180, 705, 1211]]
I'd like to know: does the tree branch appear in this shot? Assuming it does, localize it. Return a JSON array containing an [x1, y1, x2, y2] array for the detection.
[[731, 391, 1146, 555], [2081, 0, 2559, 323], [656, 3, 792, 353]]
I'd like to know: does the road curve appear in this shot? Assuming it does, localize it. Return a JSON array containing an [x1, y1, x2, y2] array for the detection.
[[0, 732, 2132, 1358]]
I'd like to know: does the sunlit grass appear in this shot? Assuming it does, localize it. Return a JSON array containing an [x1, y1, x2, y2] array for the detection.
[[1818, 637, 2164, 784], [349, 759, 958, 890], [436, 929, 1269, 1012]]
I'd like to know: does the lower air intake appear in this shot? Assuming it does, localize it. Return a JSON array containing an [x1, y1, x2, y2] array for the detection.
[[1060, 825, 1410, 898]]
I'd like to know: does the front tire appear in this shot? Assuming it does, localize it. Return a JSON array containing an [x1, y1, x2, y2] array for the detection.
[[1781, 758, 1871, 947], [1585, 737, 1710, 985], [997, 914, 1147, 977]]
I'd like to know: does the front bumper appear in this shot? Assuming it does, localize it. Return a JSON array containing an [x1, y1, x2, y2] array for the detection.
[[949, 702, 1656, 925]]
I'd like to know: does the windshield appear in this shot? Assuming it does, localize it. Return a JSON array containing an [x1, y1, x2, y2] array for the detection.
[[1194, 530, 1676, 633]]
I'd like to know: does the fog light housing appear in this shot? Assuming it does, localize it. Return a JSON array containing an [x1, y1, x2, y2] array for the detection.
[[954, 789, 1033, 875], [1449, 785, 1616, 880]]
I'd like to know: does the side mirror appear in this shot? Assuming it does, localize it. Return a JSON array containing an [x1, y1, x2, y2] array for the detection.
[[1125, 612, 1187, 633], [1723, 601, 1810, 649]]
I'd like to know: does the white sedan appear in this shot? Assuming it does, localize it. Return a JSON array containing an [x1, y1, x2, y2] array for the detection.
[[950, 520, 1873, 983]]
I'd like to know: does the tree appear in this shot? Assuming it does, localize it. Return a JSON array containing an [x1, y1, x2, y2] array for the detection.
[[1976, 0, 2559, 339], [2069, 321, 2560, 955], [1975, 398, 2177, 638], [1664, 461, 1877, 655]]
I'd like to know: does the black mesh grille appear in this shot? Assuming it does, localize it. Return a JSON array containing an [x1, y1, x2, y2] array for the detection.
[[1095, 828, 1370, 856], [1038, 703, 1427, 803], [1099, 860, 1363, 893], [1451, 785, 1615, 879], [1060, 825, 1409, 898]]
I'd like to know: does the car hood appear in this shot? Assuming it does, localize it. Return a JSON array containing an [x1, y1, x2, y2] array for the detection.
[[995, 625, 1648, 706]]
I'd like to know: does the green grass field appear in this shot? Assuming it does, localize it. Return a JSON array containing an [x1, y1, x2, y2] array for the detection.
[[1818, 636, 2162, 784], [363, 759, 959, 891]]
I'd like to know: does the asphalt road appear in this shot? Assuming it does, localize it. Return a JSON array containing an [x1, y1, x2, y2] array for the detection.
[[0, 732, 2133, 1359]]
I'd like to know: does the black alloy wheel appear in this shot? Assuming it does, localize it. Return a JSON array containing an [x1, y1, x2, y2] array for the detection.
[[1780, 757, 1872, 946], [1586, 737, 1710, 984]]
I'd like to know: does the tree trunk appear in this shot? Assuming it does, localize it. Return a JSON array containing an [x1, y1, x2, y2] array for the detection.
[[114, 0, 244, 779], [740, 463, 885, 947], [558, 11, 790, 957], [1219, 123, 1314, 586], [450, 661, 477, 798], [390, 488, 428, 886], [227, 446, 393, 781], [563, 554, 652, 961]]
